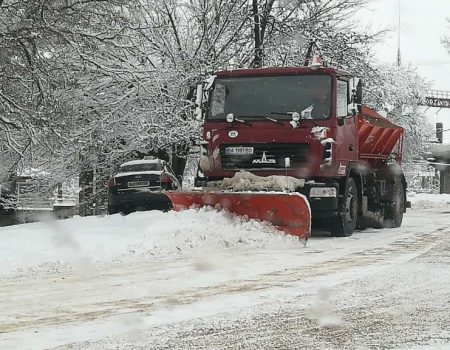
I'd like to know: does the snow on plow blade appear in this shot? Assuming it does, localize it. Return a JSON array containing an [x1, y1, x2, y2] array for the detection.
[[165, 191, 311, 239]]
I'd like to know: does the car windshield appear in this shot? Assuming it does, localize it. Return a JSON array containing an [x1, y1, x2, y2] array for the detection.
[[207, 75, 332, 120], [119, 163, 162, 172]]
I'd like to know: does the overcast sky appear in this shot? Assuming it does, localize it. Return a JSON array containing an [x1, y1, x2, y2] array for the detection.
[[359, 0, 450, 140]]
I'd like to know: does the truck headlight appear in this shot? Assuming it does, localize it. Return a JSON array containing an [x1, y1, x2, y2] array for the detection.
[[322, 141, 332, 161], [310, 187, 337, 198]]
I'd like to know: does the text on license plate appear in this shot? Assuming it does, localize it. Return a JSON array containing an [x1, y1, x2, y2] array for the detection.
[[127, 181, 150, 188], [225, 147, 254, 155]]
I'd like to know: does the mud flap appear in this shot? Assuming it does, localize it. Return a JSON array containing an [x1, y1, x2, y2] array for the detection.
[[164, 191, 311, 240]]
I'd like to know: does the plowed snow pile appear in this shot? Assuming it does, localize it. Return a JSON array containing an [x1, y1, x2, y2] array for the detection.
[[208, 171, 305, 191], [408, 192, 450, 209], [0, 209, 301, 279]]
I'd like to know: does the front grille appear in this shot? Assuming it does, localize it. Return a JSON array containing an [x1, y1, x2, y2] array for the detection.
[[220, 143, 310, 170]]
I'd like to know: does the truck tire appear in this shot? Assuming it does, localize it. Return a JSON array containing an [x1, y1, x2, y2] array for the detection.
[[384, 178, 405, 228], [329, 178, 358, 237], [356, 209, 384, 230]]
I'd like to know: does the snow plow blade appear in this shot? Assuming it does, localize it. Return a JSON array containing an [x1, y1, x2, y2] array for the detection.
[[165, 191, 311, 239]]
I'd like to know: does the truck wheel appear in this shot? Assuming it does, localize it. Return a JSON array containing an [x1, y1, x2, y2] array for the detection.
[[330, 178, 358, 237], [384, 178, 405, 228], [356, 209, 384, 230]]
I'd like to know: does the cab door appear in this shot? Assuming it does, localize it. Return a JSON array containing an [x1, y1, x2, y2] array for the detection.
[[335, 79, 358, 166]]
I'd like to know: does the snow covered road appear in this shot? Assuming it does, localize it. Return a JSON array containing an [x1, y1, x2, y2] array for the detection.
[[1, 196, 450, 349]]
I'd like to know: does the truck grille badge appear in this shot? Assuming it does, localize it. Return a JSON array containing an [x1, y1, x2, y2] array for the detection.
[[252, 151, 276, 164]]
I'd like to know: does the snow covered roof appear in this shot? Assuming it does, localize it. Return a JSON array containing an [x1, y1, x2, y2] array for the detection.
[[120, 159, 163, 167], [214, 67, 344, 78], [115, 171, 162, 177]]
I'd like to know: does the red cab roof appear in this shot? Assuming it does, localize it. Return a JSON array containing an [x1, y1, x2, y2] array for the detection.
[[214, 67, 349, 78]]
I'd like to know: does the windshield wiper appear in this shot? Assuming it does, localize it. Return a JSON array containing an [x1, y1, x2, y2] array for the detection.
[[233, 117, 252, 126], [263, 116, 283, 125], [270, 111, 292, 116], [238, 114, 283, 125]]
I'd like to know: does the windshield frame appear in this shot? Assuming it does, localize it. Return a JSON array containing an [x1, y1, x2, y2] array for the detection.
[[205, 73, 334, 122]]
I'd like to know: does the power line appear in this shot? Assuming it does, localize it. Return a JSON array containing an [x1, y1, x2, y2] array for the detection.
[[408, 60, 450, 66]]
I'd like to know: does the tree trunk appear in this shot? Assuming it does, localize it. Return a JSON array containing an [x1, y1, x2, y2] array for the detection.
[[251, 0, 275, 68], [252, 0, 263, 68]]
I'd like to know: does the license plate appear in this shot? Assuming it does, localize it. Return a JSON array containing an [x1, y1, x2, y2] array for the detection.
[[127, 181, 149, 188], [225, 147, 254, 155]]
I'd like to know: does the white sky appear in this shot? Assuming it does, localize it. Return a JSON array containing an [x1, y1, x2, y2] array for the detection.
[[358, 0, 450, 141]]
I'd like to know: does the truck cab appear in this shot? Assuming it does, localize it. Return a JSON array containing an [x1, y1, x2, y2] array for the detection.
[[198, 67, 357, 178]]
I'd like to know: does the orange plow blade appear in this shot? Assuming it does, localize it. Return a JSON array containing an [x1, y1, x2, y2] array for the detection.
[[165, 191, 311, 239]]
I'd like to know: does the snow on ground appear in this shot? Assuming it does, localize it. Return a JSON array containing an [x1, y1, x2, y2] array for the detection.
[[1, 192, 446, 281], [407, 192, 450, 209], [1, 192, 447, 280], [0, 208, 301, 280], [1, 193, 450, 349]]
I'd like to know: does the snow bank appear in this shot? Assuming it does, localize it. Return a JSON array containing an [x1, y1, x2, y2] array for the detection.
[[4, 190, 447, 280], [208, 171, 305, 192], [407, 192, 450, 210], [0, 209, 302, 279]]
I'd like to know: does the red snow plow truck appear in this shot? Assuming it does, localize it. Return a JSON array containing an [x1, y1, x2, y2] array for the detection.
[[165, 61, 407, 239]]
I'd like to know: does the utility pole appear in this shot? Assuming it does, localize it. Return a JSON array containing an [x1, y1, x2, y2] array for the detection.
[[436, 122, 443, 144], [396, 0, 401, 67]]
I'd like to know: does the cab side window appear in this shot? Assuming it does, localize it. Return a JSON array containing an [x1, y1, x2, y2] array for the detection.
[[337, 80, 349, 117]]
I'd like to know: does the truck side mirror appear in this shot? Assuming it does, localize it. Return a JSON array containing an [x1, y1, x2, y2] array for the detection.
[[194, 75, 216, 121], [338, 103, 358, 127], [354, 79, 362, 105], [195, 107, 203, 120], [347, 104, 357, 117], [194, 84, 204, 120], [349, 78, 362, 105]]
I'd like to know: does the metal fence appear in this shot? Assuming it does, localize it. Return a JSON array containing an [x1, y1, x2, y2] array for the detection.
[[403, 162, 440, 193]]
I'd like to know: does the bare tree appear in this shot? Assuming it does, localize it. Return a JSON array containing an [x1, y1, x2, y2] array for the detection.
[[0, 0, 431, 214]]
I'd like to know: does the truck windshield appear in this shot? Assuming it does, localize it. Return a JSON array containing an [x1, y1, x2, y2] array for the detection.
[[207, 75, 332, 120]]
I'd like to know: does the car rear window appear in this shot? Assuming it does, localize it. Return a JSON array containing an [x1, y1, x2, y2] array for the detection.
[[119, 163, 162, 172]]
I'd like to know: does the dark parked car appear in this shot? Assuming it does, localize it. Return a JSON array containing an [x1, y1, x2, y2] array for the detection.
[[107, 159, 181, 214]]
